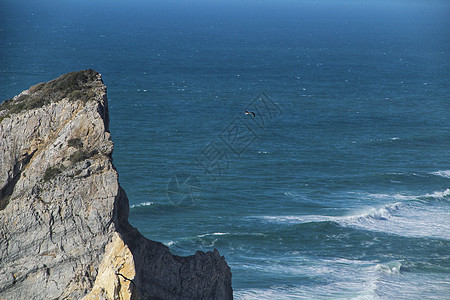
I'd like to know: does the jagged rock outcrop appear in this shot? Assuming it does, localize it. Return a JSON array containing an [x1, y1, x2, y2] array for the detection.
[[0, 70, 233, 300]]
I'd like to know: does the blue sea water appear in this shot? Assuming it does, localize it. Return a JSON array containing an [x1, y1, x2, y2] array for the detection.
[[2, 0, 450, 298]]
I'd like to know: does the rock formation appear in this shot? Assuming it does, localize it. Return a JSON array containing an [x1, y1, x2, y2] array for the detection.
[[0, 70, 233, 300]]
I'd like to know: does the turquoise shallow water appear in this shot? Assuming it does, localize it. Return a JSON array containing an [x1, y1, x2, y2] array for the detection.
[[2, 0, 450, 298]]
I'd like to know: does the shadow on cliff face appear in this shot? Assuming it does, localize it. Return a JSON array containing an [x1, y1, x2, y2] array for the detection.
[[100, 71, 232, 298], [0, 149, 36, 211], [113, 186, 233, 300]]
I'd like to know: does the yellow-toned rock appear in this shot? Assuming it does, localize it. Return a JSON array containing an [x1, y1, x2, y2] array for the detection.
[[84, 232, 138, 300]]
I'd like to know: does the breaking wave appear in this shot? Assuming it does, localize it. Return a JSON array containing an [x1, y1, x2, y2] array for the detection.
[[254, 189, 450, 239], [430, 170, 450, 179]]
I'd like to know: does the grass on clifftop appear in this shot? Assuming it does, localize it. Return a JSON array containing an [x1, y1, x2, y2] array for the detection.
[[0, 69, 99, 118]]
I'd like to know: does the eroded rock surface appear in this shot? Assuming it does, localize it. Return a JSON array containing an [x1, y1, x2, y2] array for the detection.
[[0, 70, 232, 300]]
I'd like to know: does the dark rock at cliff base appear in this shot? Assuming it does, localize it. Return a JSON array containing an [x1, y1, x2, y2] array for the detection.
[[0, 70, 233, 300]]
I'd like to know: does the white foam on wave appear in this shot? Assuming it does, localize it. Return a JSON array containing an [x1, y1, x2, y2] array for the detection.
[[348, 202, 402, 221], [234, 286, 310, 300], [364, 193, 416, 201], [253, 188, 450, 239], [130, 201, 154, 208], [355, 204, 450, 239], [233, 257, 384, 299], [235, 284, 379, 300], [351, 196, 450, 239], [375, 260, 402, 275], [235, 261, 450, 300], [363, 188, 450, 203], [197, 232, 230, 238], [253, 215, 335, 224], [239, 190, 450, 299], [235, 254, 450, 300], [430, 170, 450, 179], [424, 188, 450, 198], [165, 240, 176, 247], [370, 265, 450, 300], [234, 287, 303, 300]]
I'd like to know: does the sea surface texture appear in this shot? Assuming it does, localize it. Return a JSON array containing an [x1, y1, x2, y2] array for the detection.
[[1, 0, 449, 298]]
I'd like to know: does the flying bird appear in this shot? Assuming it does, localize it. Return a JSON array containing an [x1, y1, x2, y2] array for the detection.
[[245, 110, 256, 117]]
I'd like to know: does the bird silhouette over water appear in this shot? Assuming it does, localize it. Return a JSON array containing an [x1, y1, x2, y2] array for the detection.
[[245, 110, 256, 117]]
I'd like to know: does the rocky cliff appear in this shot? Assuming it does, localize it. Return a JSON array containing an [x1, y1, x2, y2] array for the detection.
[[0, 70, 233, 300]]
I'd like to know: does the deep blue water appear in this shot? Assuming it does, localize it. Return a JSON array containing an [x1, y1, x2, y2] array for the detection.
[[2, 0, 450, 298]]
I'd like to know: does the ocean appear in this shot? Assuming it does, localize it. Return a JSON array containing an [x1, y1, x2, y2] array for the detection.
[[1, 0, 449, 298]]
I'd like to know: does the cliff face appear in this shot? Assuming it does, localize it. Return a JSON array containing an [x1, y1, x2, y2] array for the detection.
[[0, 70, 233, 300]]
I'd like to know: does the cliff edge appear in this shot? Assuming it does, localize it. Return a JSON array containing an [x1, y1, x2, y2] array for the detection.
[[0, 70, 233, 300]]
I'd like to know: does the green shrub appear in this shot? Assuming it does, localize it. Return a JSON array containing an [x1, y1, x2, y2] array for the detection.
[[69, 150, 98, 164], [68, 138, 83, 149], [43, 166, 62, 182]]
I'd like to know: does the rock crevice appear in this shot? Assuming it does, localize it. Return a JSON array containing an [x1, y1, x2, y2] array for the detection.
[[0, 70, 233, 300]]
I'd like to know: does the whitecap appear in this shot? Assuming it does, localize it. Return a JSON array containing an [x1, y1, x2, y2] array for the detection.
[[251, 215, 335, 224], [130, 201, 154, 208], [423, 188, 450, 199], [361, 189, 449, 202], [348, 203, 402, 221], [375, 261, 402, 275], [251, 189, 450, 239], [197, 232, 230, 238], [166, 240, 176, 247], [430, 170, 450, 179], [233, 258, 380, 299], [339, 201, 450, 240]]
